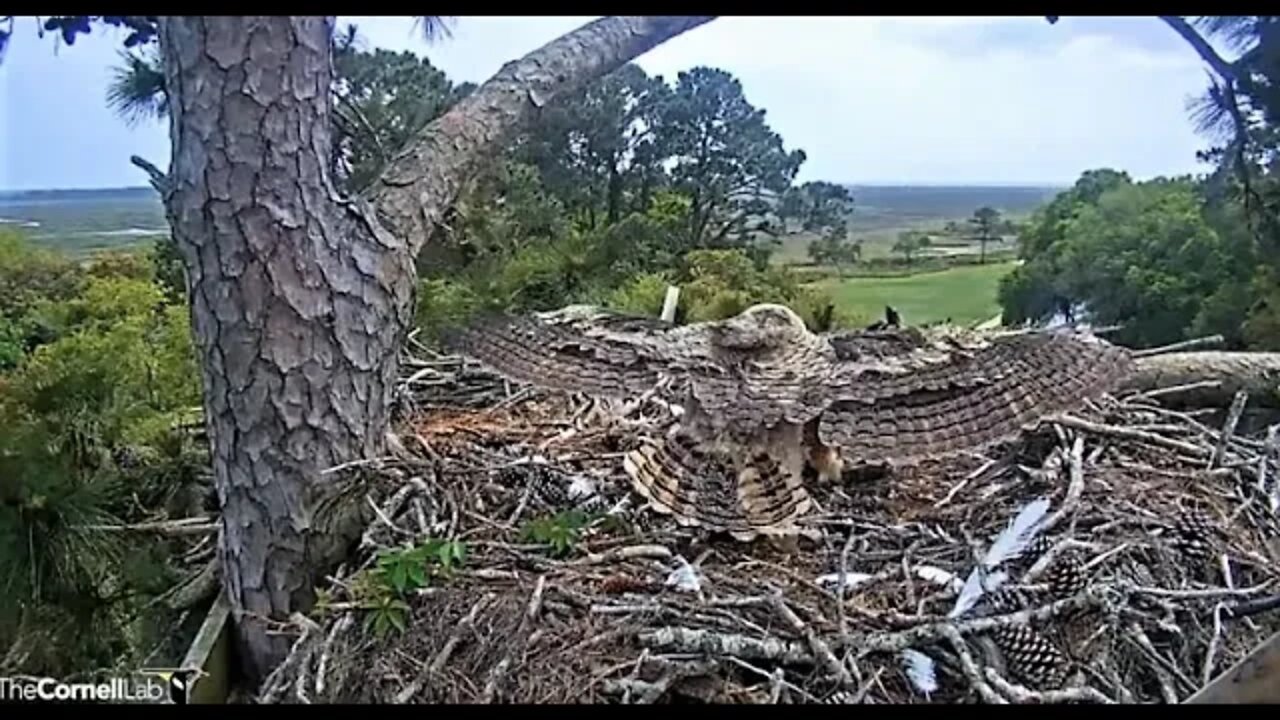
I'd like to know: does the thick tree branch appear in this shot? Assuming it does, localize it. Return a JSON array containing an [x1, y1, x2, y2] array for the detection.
[[364, 15, 715, 256], [1159, 16, 1240, 84], [1157, 16, 1265, 224]]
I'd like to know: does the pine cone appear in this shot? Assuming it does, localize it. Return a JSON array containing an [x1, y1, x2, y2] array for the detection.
[[1043, 551, 1087, 599], [1171, 508, 1218, 564], [984, 587, 1045, 614], [990, 625, 1070, 689], [1021, 536, 1055, 564]]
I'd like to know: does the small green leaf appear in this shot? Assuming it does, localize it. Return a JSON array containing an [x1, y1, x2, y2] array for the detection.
[[407, 562, 427, 589], [388, 608, 407, 633], [390, 563, 408, 593]]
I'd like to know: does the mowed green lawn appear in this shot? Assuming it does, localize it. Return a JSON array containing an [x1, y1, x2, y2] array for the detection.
[[812, 261, 1018, 327]]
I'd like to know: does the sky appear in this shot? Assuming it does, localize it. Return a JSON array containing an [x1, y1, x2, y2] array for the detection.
[[0, 16, 1231, 191]]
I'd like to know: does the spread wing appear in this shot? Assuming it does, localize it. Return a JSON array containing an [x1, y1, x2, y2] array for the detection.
[[443, 305, 837, 434], [444, 305, 828, 537], [439, 306, 692, 398], [623, 424, 812, 540], [818, 329, 1135, 466]]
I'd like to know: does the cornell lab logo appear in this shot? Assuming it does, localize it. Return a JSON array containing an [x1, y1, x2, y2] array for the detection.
[[137, 668, 201, 704]]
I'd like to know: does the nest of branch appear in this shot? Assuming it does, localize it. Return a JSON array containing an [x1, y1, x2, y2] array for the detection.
[[256, 345, 1280, 705]]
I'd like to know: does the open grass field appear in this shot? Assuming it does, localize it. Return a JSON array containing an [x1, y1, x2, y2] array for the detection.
[[770, 183, 1057, 265], [0, 187, 167, 258], [811, 260, 1019, 327]]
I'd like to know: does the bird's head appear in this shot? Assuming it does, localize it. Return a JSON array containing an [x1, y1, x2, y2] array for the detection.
[[710, 303, 809, 350]]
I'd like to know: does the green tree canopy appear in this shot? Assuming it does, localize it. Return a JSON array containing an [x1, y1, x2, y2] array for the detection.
[[999, 173, 1257, 348]]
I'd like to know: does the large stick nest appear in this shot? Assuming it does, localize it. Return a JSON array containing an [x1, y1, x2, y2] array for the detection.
[[256, 342, 1280, 705]]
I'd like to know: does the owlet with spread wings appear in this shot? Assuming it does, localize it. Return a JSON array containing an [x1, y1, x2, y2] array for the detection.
[[442, 303, 1134, 541]]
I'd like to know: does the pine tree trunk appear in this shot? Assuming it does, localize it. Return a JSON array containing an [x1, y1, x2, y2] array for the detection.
[[157, 14, 715, 683], [158, 16, 414, 678]]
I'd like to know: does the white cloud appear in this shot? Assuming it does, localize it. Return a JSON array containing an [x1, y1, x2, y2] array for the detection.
[[2, 16, 1220, 189], [349, 16, 1212, 184]]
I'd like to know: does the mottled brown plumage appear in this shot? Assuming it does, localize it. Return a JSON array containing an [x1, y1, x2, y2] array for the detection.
[[443, 303, 1136, 539]]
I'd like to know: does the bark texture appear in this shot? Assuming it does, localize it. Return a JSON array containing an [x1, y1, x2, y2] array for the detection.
[[158, 16, 414, 678], [366, 16, 714, 253], [157, 15, 715, 682], [1128, 352, 1280, 407]]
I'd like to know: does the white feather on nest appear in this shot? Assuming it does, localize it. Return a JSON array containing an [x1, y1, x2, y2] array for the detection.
[[900, 648, 938, 697], [949, 497, 1050, 618], [815, 571, 876, 594], [914, 565, 963, 593]]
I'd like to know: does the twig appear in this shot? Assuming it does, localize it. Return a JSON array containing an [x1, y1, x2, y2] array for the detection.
[[983, 669, 1115, 704], [481, 576, 545, 702], [160, 558, 220, 610], [393, 596, 490, 703], [843, 590, 1103, 656], [721, 656, 815, 703], [636, 627, 811, 663], [130, 154, 171, 195], [1049, 414, 1210, 459], [80, 516, 219, 537], [315, 613, 353, 698], [1134, 335, 1225, 358], [1209, 391, 1249, 469], [939, 626, 1006, 704], [1130, 380, 1223, 403], [1127, 623, 1195, 696], [572, 544, 672, 565], [1122, 582, 1273, 600], [836, 529, 859, 636], [1040, 435, 1085, 534], [1223, 593, 1280, 619], [935, 458, 998, 508], [768, 594, 855, 689], [1202, 603, 1227, 686]]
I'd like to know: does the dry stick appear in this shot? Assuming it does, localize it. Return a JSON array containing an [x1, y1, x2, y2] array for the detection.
[[768, 594, 855, 689], [259, 614, 324, 703], [939, 626, 1006, 704], [721, 656, 816, 703], [1049, 414, 1210, 459], [314, 613, 354, 698], [1127, 622, 1196, 695], [1202, 603, 1228, 686], [842, 590, 1103, 656], [1134, 334, 1225, 357], [1131, 379, 1218, 399], [392, 595, 492, 703], [935, 458, 998, 508], [481, 576, 546, 703], [1122, 581, 1274, 600], [80, 516, 219, 537], [1258, 425, 1278, 497], [767, 668, 786, 704], [636, 627, 812, 664], [1039, 435, 1086, 536], [571, 544, 672, 565], [836, 529, 859, 637], [1223, 593, 1280, 619], [1210, 391, 1250, 470], [982, 669, 1116, 704]]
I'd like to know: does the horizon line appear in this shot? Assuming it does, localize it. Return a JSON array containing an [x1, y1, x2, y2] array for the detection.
[[1, 180, 1075, 195]]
